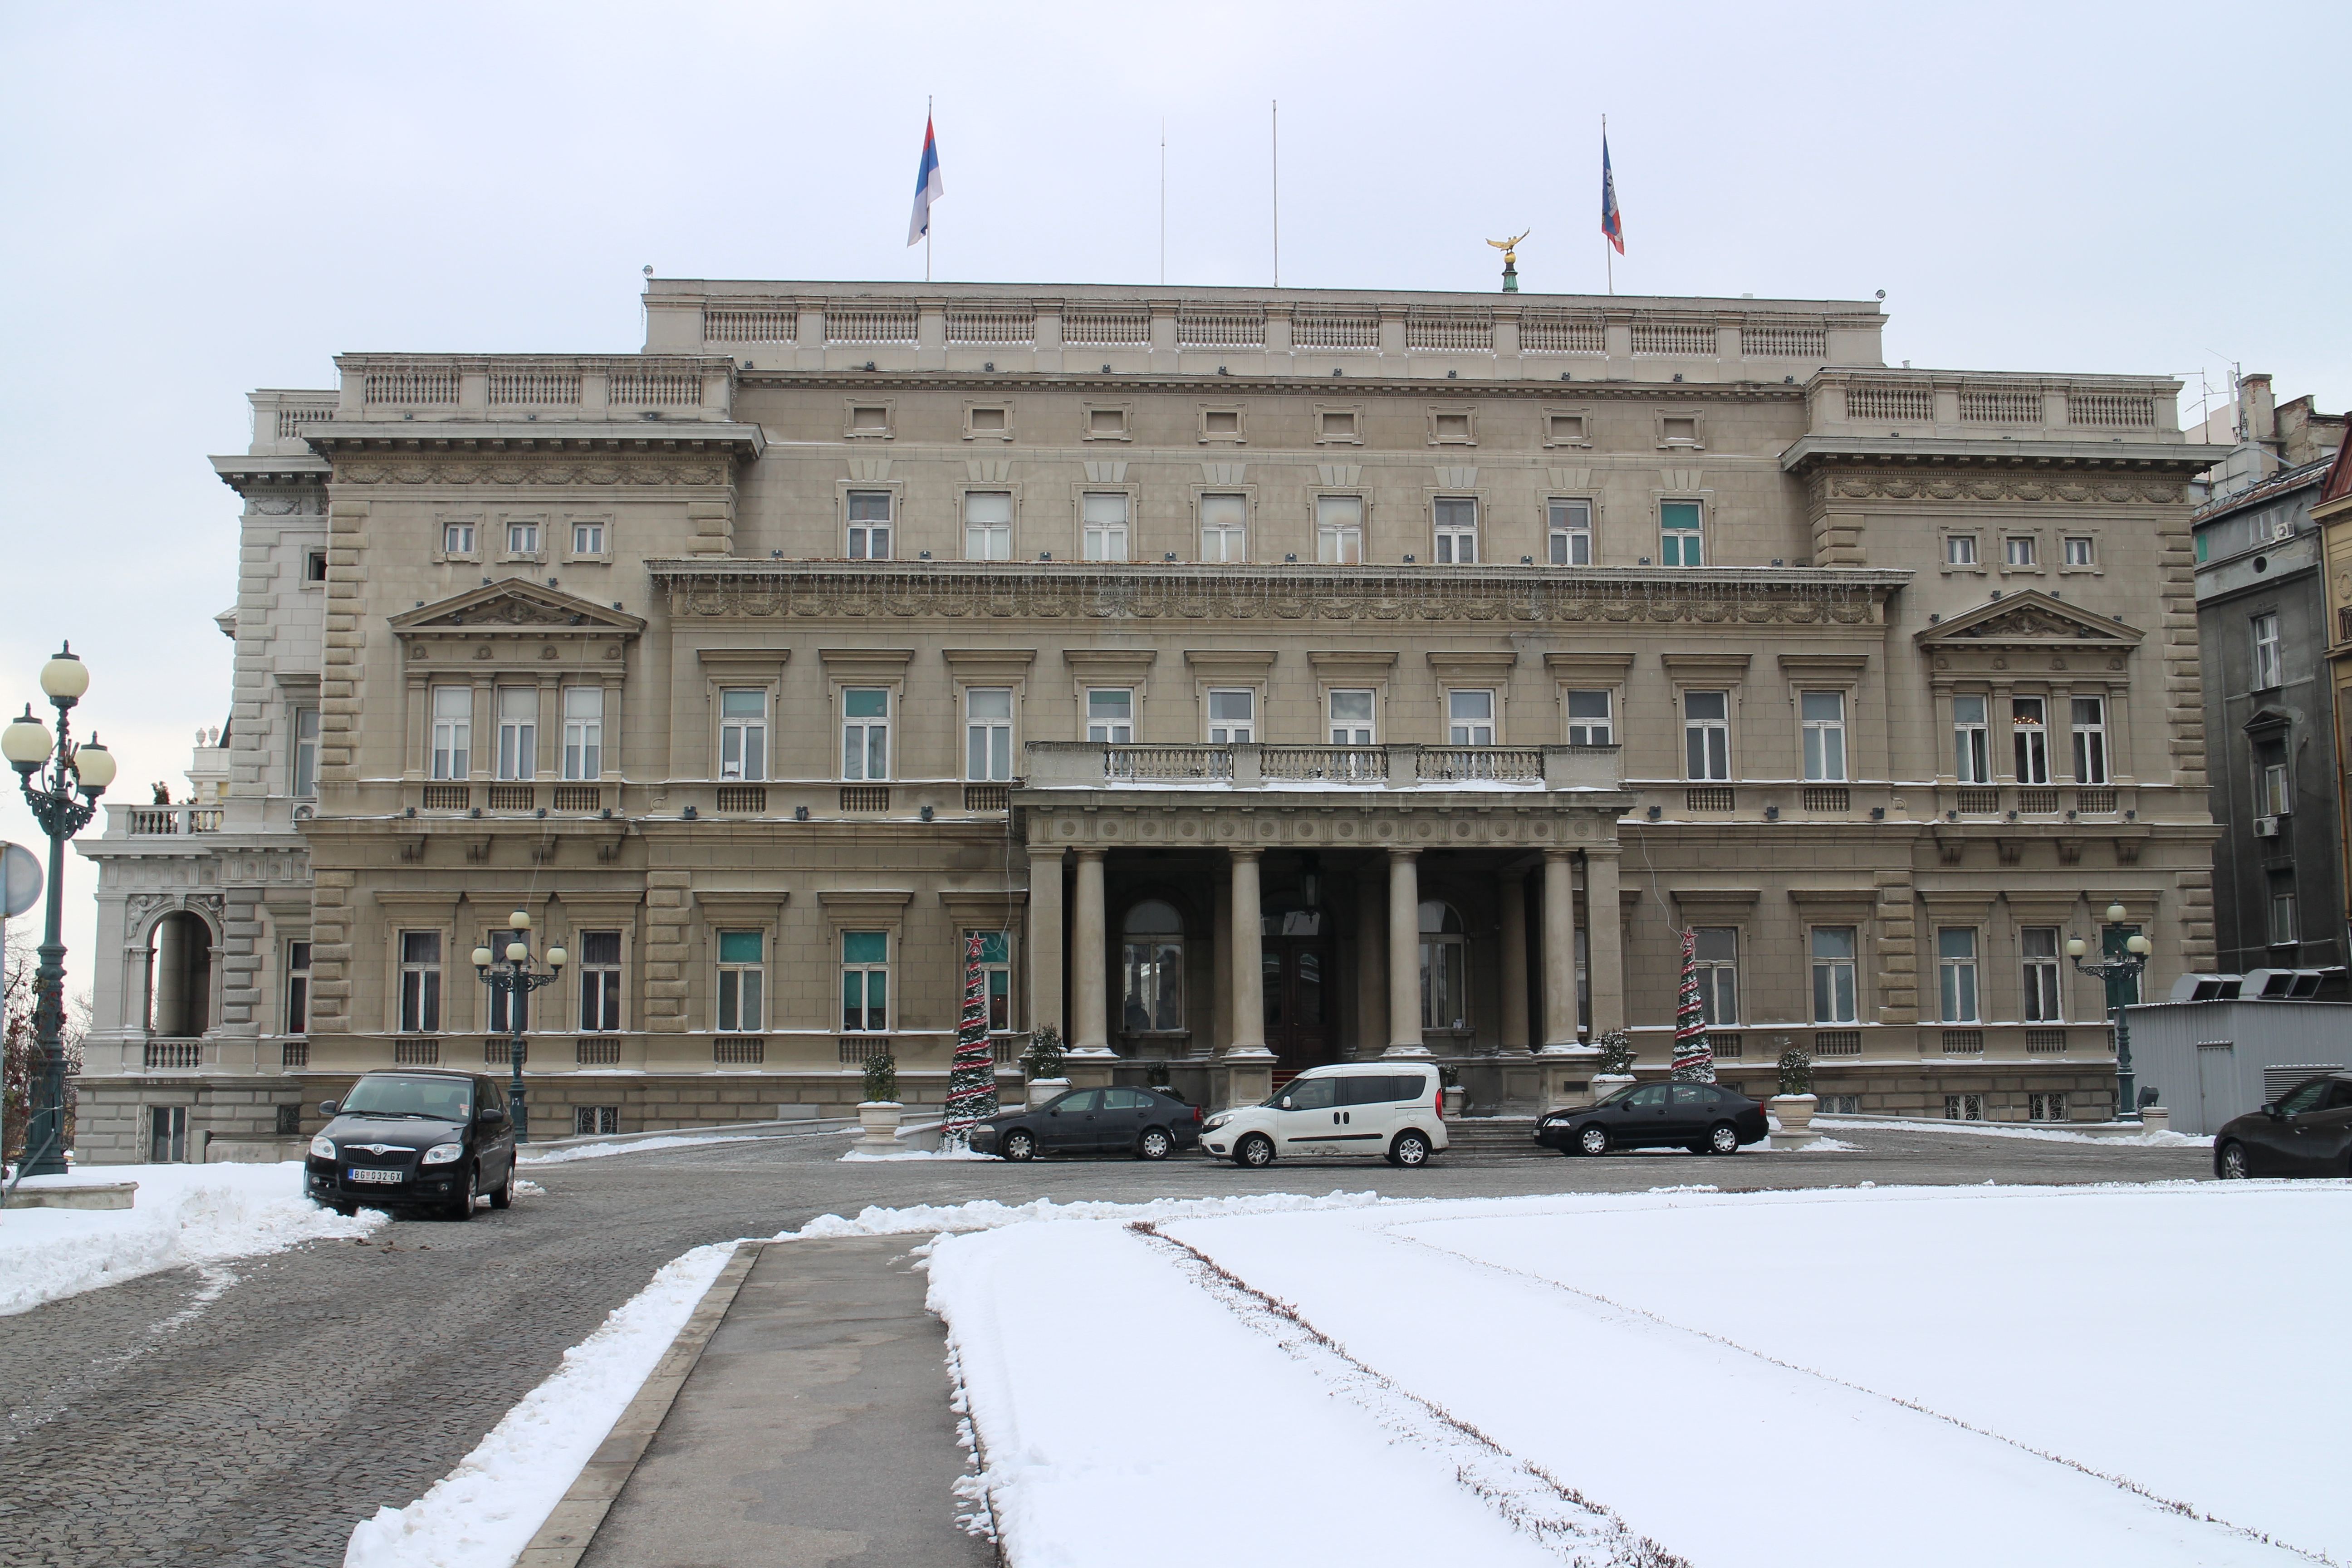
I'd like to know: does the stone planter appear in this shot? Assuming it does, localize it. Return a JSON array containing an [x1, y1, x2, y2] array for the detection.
[[1443, 1085, 1467, 1119], [1027, 1077, 1070, 1111], [2137, 1106, 2171, 1136], [855, 1101, 904, 1152], [1588, 1073, 1638, 1103], [1769, 1093, 1819, 1150]]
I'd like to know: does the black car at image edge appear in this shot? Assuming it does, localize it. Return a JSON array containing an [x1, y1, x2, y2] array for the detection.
[[2213, 1071, 2352, 1179], [1535, 1080, 1771, 1156], [967, 1085, 1203, 1161], [306, 1068, 519, 1218]]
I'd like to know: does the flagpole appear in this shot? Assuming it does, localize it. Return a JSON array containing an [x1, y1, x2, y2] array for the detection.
[[1160, 118, 1167, 287], [1271, 99, 1280, 288]]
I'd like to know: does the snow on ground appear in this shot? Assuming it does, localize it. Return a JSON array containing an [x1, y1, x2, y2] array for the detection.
[[782, 1188, 1396, 1240], [518, 1131, 816, 1165], [1816, 1116, 2213, 1148], [838, 1146, 1002, 1162], [342, 1240, 738, 1568], [929, 1182, 2352, 1567], [0, 1161, 383, 1316]]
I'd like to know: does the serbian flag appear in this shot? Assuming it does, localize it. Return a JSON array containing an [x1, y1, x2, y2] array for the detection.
[[907, 114, 944, 246], [1600, 132, 1625, 255]]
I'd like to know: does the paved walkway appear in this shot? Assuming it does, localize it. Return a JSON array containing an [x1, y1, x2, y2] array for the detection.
[[573, 1236, 994, 1568]]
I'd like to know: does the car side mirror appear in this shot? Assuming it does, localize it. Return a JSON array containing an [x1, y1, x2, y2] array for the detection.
[[2261, 1102, 2283, 1121], [1047, 1107, 1059, 1116], [482, 1107, 507, 1123], [1279, 1096, 1294, 1110], [318, 1100, 338, 1116]]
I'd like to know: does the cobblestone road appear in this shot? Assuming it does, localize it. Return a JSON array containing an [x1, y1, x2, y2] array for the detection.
[[0, 1125, 2209, 1566]]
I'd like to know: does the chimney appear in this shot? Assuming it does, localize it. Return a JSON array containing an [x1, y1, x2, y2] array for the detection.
[[2239, 373, 2276, 446]]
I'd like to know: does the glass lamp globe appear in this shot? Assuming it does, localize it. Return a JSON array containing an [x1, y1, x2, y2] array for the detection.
[[39, 645, 88, 702], [2, 707, 52, 768], [472, 946, 495, 969], [508, 909, 532, 931], [73, 736, 116, 791], [505, 941, 529, 962], [2105, 903, 2127, 924], [2066, 937, 2086, 958], [547, 946, 567, 968], [2126, 934, 2151, 956]]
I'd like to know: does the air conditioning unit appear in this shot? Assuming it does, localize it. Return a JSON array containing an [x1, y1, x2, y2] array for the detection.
[[2254, 816, 2281, 837]]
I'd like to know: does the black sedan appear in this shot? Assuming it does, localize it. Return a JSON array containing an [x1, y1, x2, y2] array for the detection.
[[1536, 1080, 1770, 1156], [967, 1086, 1203, 1161], [306, 1068, 519, 1219], [2215, 1071, 2352, 1179]]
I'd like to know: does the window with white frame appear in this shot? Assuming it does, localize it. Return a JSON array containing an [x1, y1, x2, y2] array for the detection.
[[1938, 928, 1980, 1022], [1693, 928, 1740, 1025], [715, 930, 763, 1031], [2070, 696, 2107, 784], [965, 491, 1013, 560], [1328, 689, 1374, 745], [1433, 497, 1478, 564], [2269, 872, 2297, 946], [1800, 691, 1847, 782], [2004, 535, 2036, 568], [572, 517, 607, 555], [485, 925, 529, 1034], [965, 688, 1013, 780], [2252, 612, 2282, 688], [151, 1106, 189, 1163], [965, 930, 1012, 1030], [577, 931, 622, 1032], [1419, 901, 1469, 1031], [718, 688, 766, 781], [495, 687, 536, 780], [1121, 901, 1184, 1031], [842, 688, 890, 780], [1086, 688, 1133, 743], [1548, 500, 1592, 565], [562, 686, 603, 779], [1316, 495, 1363, 564], [285, 940, 312, 1035], [1207, 689, 1254, 743], [2259, 755, 2290, 816], [1448, 689, 1495, 745], [430, 687, 471, 780], [1082, 492, 1129, 561], [1683, 691, 1730, 780], [2021, 927, 2062, 1022], [841, 931, 889, 1031], [1953, 694, 1990, 783], [847, 490, 892, 559], [1200, 494, 1247, 562], [1660, 500, 1703, 566], [291, 705, 318, 798], [2012, 697, 2049, 783], [506, 518, 541, 556], [1566, 689, 1612, 746], [443, 519, 477, 556], [1812, 927, 1858, 1023], [1945, 533, 1978, 567], [398, 931, 441, 1034], [2064, 535, 2094, 567]]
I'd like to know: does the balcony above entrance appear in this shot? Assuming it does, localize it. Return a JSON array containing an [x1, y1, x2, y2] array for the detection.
[[1023, 740, 1623, 795]]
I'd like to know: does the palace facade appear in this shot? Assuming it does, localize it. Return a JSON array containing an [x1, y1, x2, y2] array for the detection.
[[75, 278, 2226, 1161]]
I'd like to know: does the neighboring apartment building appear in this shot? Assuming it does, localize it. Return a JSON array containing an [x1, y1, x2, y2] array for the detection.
[[2314, 421, 2352, 970], [71, 278, 2227, 1161], [2191, 377, 2349, 992]]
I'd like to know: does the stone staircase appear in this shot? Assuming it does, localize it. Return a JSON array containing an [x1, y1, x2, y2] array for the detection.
[[1439, 1116, 1547, 1158]]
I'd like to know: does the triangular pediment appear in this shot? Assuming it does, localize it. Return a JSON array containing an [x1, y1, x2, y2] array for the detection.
[[390, 579, 646, 636], [1915, 590, 2140, 647]]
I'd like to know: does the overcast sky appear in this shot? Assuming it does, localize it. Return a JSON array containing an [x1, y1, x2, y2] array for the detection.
[[1, 0, 2345, 954]]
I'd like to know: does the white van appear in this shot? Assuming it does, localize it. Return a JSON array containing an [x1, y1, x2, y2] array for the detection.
[[1199, 1063, 1449, 1168]]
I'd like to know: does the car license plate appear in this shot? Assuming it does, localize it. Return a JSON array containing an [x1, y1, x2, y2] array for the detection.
[[348, 1167, 404, 1184]]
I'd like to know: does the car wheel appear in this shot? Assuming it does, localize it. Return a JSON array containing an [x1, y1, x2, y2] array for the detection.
[[2215, 1141, 2250, 1180], [488, 1169, 513, 1210], [446, 1163, 478, 1221], [1137, 1127, 1173, 1161], [1388, 1130, 1431, 1168], [1575, 1123, 1609, 1157], [1234, 1133, 1274, 1168], [1003, 1129, 1037, 1162], [1705, 1121, 1741, 1156]]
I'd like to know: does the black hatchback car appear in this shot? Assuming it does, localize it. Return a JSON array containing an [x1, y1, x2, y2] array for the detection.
[[967, 1086, 1204, 1161], [307, 1069, 518, 1219], [2214, 1071, 2352, 1179], [1536, 1080, 1771, 1156]]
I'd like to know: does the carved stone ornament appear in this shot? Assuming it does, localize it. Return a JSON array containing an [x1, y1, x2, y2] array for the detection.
[[1957, 606, 2107, 639], [335, 459, 728, 488], [1810, 469, 2185, 507]]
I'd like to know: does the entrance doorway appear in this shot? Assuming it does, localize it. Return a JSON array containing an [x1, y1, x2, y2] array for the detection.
[[1261, 908, 1334, 1068]]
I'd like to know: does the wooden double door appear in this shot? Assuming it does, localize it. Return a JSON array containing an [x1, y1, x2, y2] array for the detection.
[[1262, 935, 1336, 1068]]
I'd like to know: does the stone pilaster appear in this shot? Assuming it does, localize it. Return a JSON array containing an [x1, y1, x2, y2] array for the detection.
[[1873, 870, 1917, 1024], [642, 872, 692, 1031]]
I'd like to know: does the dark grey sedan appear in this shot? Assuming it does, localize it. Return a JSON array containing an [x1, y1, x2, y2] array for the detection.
[[2215, 1072, 2352, 1179], [967, 1086, 1203, 1161]]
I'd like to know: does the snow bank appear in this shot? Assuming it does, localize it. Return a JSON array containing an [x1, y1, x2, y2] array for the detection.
[[0, 1161, 382, 1316], [342, 1240, 738, 1568], [518, 1132, 769, 1165], [1817, 1116, 2213, 1148], [780, 1188, 1397, 1240], [838, 1146, 1002, 1162]]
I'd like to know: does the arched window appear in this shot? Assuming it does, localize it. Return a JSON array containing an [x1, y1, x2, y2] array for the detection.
[[1418, 900, 1467, 1033], [1122, 900, 1185, 1032], [147, 911, 214, 1037]]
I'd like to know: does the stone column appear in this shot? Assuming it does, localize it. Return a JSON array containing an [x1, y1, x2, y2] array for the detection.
[[1353, 860, 1386, 1057], [1225, 850, 1270, 1058], [153, 914, 189, 1036], [1385, 849, 1428, 1056], [1209, 858, 1232, 1057], [1541, 850, 1582, 1049], [1026, 848, 1065, 1039], [1069, 849, 1111, 1055], [1498, 872, 1529, 1051], [1584, 848, 1625, 1034]]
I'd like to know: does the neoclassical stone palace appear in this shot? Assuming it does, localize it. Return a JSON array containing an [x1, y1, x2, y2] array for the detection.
[[74, 277, 2226, 1161]]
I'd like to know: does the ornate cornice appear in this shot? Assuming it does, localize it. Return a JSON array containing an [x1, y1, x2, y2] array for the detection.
[[735, 370, 1806, 403], [309, 423, 760, 489]]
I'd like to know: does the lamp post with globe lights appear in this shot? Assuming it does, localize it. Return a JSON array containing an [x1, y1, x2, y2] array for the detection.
[[2, 646, 116, 1177], [473, 909, 563, 1144], [2068, 904, 2152, 1123]]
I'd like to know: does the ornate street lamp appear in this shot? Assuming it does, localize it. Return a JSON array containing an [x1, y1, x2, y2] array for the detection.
[[2068, 903, 2151, 1123], [3, 646, 115, 1177], [473, 908, 563, 1144]]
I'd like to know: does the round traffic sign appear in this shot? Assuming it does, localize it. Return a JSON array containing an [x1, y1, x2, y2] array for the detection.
[[2, 841, 42, 918]]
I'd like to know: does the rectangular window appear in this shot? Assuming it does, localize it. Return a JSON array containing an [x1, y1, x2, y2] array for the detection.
[[1548, 414, 1586, 444], [1203, 410, 1240, 437], [842, 688, 890, 780], [1683, 691, 1730, 780], [1946, 534, 1978, 567], [562, 686, 603, 780], [1321, 410, 1357, 440], [719, 689, 766, 781], [1661, 416, 1698, 444], [851, 405, 889, 432], [1944, 1093, 1986, 1122], [1812, 927, 1858, 1024], [285, 940, 312, 1035], [507, 519, 540, 556], [486, 929, 529, 1034], [1316, 495, 1363, 564], [1548, 499, 1592, 565], [1328, 688, 1374, 745], [2269, 873, 2297, 946], [1953, 694, 1990, 783], [1082, 492, 1130, 561], [398, 931, 441, 1034], [150, 1106, 189, 1163], [430, 687, 471, 780], [291, 705, 319, 798], [2027, 1092, 2066, 1122], [847, 490, 892, 559], [1938, 928, 1980, 1022], [966, 930, 1012, 1031], [716, 930, 763, 1032], [2021, 926, 2062, 1022], [2259, 759, 2290, 816], [2012, 697, 2048, 783], [1088, 407, 1126, 436], [304, 547, 328, 583], [2070, 697, 2107, 784], [965, 491, 1013, 560], [495, 687, 536, 780], [1200, 493, 1247, 562], [578, 931, 622, 1032], [1800, 691, 1847, 782], [1694, 928, 1740, 1026], [572, 518, 606, 555], [1207, 689, 1254, 744], [2252, 612, 2282, 689], [842, 931, 889, 1031], [1087, 688, 1133, 744], [1566, 690, 1612, 746], [2004, 535, 2036, 567], [969, 407, 1007, 436], [1660, 500, 1703, 566], [1448, 689, 1495, 745], [1433, 497, 1478, 564], [575, 1106, 621, 1136], [965, 688, 1013, 781], [2064, 535, 2093, 567], [443, 519, 476, 556]]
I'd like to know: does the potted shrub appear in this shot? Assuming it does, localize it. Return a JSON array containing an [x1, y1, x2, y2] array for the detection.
[[1771, 1042, 1818, 1139], [1588, 1028, 1639, 1102], [856, 1049, 903, 1150], [1020, 1023, 1068, 1110]]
